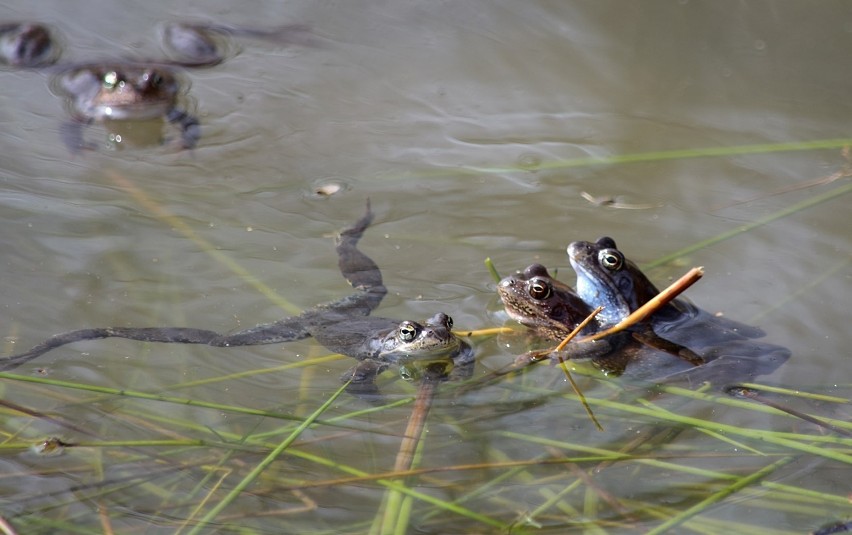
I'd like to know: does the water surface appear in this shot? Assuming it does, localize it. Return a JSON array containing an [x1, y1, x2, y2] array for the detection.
[[1, 1, 850, 533]]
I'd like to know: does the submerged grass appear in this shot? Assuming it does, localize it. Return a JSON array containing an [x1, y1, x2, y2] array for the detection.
[[377, 137, 852, 181], [4, 358, 849, 533], [2, 141, 851, 533], [181, 381, 349, 535]]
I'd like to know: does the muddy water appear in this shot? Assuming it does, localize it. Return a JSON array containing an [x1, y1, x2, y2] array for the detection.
[[1, 1, 850, 533]]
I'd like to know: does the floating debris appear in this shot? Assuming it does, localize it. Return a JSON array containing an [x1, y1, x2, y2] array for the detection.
[[31, 437, 71, 457], [581, 191, 660, 209]]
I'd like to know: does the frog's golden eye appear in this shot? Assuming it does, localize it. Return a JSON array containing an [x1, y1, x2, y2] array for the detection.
[[398, 321, 419, 342], [528, 279, 551, 300], [598, 249, 624, 271]]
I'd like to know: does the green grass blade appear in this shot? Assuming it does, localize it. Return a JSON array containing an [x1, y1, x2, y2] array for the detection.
[[183, 381, 350, 535], [644, 181, 852, 269], [645, 456, 796, 535]]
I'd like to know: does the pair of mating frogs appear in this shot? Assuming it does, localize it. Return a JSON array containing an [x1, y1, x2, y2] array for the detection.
[[0, 204, 474, 397], [0, 21, 312, 151], [498, 238, 790, 385]]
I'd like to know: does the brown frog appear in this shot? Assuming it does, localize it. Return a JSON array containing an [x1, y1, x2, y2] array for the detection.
[[53, 64, 199, 151], [497, 263, 598, 340]]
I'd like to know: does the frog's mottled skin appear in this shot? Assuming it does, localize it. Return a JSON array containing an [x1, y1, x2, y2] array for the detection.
[[1, 204, 474, 395], [497, 263, 597, 340]]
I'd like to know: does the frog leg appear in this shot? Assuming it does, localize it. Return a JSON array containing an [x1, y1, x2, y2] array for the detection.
[[335, 200, 385, 297], [166, 108, 200, 149], [549, 334, 638, 376], [550, 337, 618, 362], [339, 359, 387, 398], [631, 329, 704, 366], [208, 315, 314, 347], [447, 342, 476, 382], [0, 326, 221, 371]]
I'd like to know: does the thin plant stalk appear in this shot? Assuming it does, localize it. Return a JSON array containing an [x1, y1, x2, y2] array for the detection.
[[182, 380, 349, 535], [551, 306, 605, 430], [644, 456, 796, 535]]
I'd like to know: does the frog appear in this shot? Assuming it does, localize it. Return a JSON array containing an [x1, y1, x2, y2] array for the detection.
[[159, 21, 317, 67], [496, 263, 598, 341], [53, 64, 199, 152], [0, 22, 58, 67], [566, 237, 790, 383], [497, 263, 692, 377], [0, 203, 475, 396]]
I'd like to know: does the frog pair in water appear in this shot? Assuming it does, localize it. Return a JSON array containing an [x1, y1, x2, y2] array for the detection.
[[499, 237, 789, 385], [0, 21, 312, 151], [0, 204, 474, 397]]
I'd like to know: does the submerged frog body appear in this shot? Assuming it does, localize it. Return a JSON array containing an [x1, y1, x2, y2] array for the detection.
[[1, 204, 474, 396], [566, 237, 790, 383], [54, 64, 199, 151], [161, 23, 229, 67]]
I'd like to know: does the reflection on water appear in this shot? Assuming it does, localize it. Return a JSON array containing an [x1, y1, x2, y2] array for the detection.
[[1, 0, 851, 533]]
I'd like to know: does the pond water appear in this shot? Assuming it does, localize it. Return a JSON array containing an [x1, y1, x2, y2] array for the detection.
[[1, 1, 851, 534]]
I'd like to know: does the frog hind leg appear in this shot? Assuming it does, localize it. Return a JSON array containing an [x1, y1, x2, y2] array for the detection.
[[208, 315, 314, 347], [632, 329, 704, 366], [0, 326, 221, 371]]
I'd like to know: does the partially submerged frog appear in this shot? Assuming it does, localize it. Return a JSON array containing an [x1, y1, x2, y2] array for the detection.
[[159, 21, 317, 67], [53, 64, 199, 151], [0, 22, 58, 67], [1, 204, 474, 396], [566, 237, 790, 383], [497, 263, 597, 340]]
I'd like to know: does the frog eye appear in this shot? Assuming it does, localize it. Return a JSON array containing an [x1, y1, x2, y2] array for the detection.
[[102, 71, 119, 89], [445, 316, 453, 330], [398, 321, 420, 342], [598, 249, 624, 271], [528, 279, 551, 300]]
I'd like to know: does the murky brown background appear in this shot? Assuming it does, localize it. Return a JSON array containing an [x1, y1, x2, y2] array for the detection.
[[1, 1, 850, 533]]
